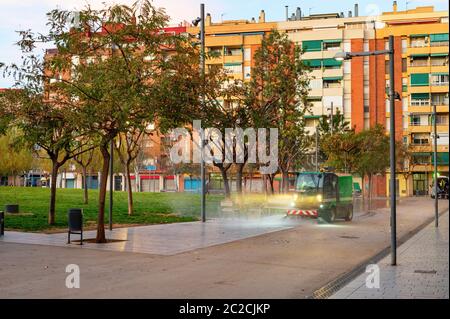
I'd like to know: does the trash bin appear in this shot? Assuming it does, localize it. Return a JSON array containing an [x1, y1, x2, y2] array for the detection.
[[0, 211, 4, 236], [4, 204, 19, 214], [67, 208, 83, 245]]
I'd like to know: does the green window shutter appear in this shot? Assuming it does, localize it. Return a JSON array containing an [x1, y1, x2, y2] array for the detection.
[[430, 53, 448, 57], [303, 59, 322, 67], [411, 93, 430, 99], [410, 34, 428, 37], [410, 73, 429, 86], [224, 62, 241, 66], [430, 33, 449, 42], [323, 76, 343, 81], [322, 58, 342, 67], [323, 39, 341, 43], [410, 54, 429, 57], [431, 72, 449, 76], [433, 152, 449, 165], [302, 40, 323, 52], [304, 115, 321, 119]]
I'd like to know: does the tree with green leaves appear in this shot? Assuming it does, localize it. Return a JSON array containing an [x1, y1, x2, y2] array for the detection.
[[317, 108, 350, 136], [355, 125, 390, 208], [0, 128, 34, 186], [249, 30, 312, 193], [396, 141, 416, 197], [6, 1, 203, 242], [321, 129, 360, 174], [0, 88, 92, 224]]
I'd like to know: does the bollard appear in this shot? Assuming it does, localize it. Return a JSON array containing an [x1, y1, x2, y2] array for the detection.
[[0, 211, 4, 236]]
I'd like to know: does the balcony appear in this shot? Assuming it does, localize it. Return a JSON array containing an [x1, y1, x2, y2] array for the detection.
[[224, 53, 243, 64], [410, 99, 430, 107], [430, 41, 449, 47]]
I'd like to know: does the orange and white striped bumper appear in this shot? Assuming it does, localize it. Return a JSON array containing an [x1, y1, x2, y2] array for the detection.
[[286, 210, 318, 217]]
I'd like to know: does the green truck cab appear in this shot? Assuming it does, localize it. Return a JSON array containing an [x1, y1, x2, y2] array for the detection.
[[287, 172, 354, 223]]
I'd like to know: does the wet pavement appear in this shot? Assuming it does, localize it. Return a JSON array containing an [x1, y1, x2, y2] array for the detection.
[[0, 196, 400, 256]]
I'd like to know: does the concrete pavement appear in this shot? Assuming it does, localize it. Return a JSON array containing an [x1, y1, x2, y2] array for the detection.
[[0, 197, 448, 298], [330, 210, 449, 299]]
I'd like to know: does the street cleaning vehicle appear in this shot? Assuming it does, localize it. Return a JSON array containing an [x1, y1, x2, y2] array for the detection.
[[286, 172, 354, 223]]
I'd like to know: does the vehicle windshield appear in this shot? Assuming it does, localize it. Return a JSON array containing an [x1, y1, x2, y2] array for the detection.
[[296, 173, 323, 193]]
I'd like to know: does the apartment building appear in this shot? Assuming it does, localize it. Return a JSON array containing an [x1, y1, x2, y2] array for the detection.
[[35, 3, 449, 196], [187, 2, 448, 197]]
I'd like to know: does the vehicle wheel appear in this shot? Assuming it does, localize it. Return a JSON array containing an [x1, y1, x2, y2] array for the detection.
[[431, 195, 435, 199], [345, 205, 353, 221]]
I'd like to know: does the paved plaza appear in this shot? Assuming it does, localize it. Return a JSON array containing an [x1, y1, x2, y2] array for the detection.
[[0, 215, 300, 255], [330, 211, 449, 299]]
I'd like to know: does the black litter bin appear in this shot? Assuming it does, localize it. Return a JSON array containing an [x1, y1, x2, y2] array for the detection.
[[68, 208, 83, 245]]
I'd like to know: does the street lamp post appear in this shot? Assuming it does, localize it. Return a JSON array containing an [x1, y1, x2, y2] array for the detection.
[[335, 35, 399, 265], [193, 4, 206, 222], [109, 139, 113, 231], [433, 104, 438, 227]]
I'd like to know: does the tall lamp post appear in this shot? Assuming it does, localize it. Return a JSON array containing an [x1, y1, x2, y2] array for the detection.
[[432, 104, 439, 227], [335, 35, 401, 266], [109, 139, 113, 231], [193, 4, 206, 222]]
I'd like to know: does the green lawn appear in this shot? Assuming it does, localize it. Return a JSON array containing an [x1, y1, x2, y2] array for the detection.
[[0, 187, 224, 232]]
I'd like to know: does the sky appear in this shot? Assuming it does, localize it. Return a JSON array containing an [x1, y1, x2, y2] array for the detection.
[[0, 0, 448, 87]]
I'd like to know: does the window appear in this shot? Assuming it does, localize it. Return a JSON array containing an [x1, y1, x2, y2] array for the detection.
[[430, 33, 449, 47], [410, 35, 428, 48], [410, 115, 421, 126], [208, 47, 222, 57], [302, 40, 323, 52], [430, 54, 448, 66], [244, 66, 251, 79], [243, 48, 251, 61], [402, 95, 408, 111], [411, 133, 429, 145], [323, 79, 341, 88], [224, 47, 241, 56], [322, 58, 342, 69], [402, 78, 408, 92], [410, 73, 429, 86], [431, 93, 449, 106], [410, 55, 428, 67], [323, 174, 338, 199], [323, 40, 341, 51], [430, 73, 449, 86], [343, 61, 351, 74], [436, 114, 449, 125], [303, 59, 322, 69], [223, 63, 242, 74], [309, 79, 323, 89], [412, 154, 431, 165], [402, 58, 407, 72], [402, 39, 407, 53], [410, 93, 430, 106]]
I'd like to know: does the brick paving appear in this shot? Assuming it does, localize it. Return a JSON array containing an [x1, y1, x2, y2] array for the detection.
[[330, 210, 449, 299]]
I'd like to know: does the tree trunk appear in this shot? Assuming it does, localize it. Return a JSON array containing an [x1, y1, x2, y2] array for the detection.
[[49, 161, 59, 225], [235, 163, 244, 194], [281, 171, 289, 193], [368, 173, 373, 212], [219, 167, 231, 198], [82, 166, 88, 205], [267, 174, 275, 194], [96, 144, 110, 243], [125, 163, 133, 216]]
